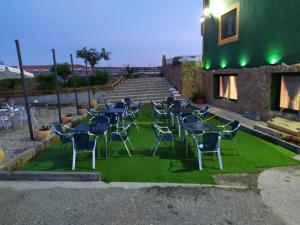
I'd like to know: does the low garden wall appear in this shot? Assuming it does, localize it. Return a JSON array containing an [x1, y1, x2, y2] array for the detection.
[[163, 61, 203, 99]]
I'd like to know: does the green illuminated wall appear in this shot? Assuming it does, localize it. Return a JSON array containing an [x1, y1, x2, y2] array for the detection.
[[203, 0, 300, 70]]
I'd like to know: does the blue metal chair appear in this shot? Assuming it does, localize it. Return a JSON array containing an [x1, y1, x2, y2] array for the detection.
[[110, 124, 134, 157], [176, 112, 193, 138], [192, 132, 223, 171], [130, 100, 142, 112], [169, 102, 182, 127], [124, 97, 132, 108], [126, 108, 141, 132], [153, 107, 167, 123], [52, 123, 72, 149], [105, 100, 114, 109], [71, 132, 98, 170], [89, 115, 110, 158], [218, 120, 240, 152], [151, 124, 175, 157], [194, 106, 209, 118], [87, 107, 98, 119]]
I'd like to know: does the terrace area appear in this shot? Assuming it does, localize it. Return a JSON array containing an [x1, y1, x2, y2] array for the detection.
[[21, 103, 299, 184]]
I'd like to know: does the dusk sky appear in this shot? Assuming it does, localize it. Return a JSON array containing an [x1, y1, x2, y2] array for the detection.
[[1, 0, 203, 67]]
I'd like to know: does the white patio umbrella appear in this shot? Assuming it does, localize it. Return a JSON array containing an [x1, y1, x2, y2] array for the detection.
[[0, 65, 34, 80]]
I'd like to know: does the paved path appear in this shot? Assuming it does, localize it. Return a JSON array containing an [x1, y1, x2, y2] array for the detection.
[[258, 166, 300, 225], [0, 182, 285, 225]]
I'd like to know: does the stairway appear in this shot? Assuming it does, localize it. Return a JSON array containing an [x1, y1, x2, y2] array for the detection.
[[99, 77, 182, 105]]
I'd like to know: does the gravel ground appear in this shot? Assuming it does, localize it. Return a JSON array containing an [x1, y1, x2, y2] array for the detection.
[[0, 106, 77, 163], [0, 185, 285, 225], [258, 166, 300, 225]]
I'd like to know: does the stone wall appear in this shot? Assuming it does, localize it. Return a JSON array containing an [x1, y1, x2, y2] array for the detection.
[[163, 62, 202, 99], [203, 64, 300, 121]]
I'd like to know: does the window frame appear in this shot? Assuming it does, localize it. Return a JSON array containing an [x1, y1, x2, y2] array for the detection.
[[218, 2, 240, 46]]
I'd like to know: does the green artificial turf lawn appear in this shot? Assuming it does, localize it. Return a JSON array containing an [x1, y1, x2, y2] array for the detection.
[[22, 106, 299, 184]]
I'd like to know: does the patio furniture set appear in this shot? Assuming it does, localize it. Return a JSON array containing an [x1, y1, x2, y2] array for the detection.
[[52, 98, 141, 170], [0, 102, 39, 130], [51, 96, 240, 171], [151, 96, 241, 170]]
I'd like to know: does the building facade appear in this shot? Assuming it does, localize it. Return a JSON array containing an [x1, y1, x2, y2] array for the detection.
[[202, 0, 300, 120]]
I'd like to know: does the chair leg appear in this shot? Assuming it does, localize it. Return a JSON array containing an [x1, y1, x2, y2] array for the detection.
[[104, 132, 108, 159], [72, 151, 76, 171], [152, 139, 161, 157], [150, 138, 159, 151], [123, 141, 132, 157], [127, 138, 135, 151], [217, 148, 223, 170], [92, 150, 95, 170], [171, 137, 175, 153], [198, 149, 203, 171]]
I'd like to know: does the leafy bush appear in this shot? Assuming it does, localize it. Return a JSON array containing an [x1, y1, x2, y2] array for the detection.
[[66, 76, 87, 87], [90, 71, 109, 85], [35, 74, 56, 90], [0, 79, 20, 90]]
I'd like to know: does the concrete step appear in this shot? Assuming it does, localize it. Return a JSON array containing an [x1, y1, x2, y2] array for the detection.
[[101, 93, 173, 102], [106, 88, 170, 96], [108, 87, 171, 94], [115, 85, 172, 90], [98, 96, 185, 105]]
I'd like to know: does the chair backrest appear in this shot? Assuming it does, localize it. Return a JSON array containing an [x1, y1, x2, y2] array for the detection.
[[0, 116, 10, 127], [166, 96, 174, 105], [87, 108, 97, 118], [115, 124, 132, 138], [124, 97, 131, 104], [202, 133, 220, 151], [170, 103, 181, 115], [200, 106, 209, 114], [114, 102, 126, 109], [151, 100, 161, 109], [52, 123, 64, 136], [183, 115, 201, 124], [89, 115, 110, 126], [230, 120, 240, 137], [72, 132, 92, 151], [106, 113, 119, 125]]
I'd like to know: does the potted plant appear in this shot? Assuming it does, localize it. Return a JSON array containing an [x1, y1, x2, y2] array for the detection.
[[0, 146, 5, 166], [34, 125, 51, 141], [192, 91, 206, 105], [61, 113, 73, 124], [77, 105, 86, 116], [90, 88, 98, 109]]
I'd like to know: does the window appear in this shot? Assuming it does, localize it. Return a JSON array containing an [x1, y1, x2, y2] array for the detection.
[[279, 75, 300, 111], [215, 75, 238, 101], [218, 2, 240, 45]]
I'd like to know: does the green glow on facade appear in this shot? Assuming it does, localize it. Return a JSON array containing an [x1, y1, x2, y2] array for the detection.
[[220, 58, 228, 68], [204, 59, 211, 70], [239, 54, 249, 67], [267, 54, 281, 65]]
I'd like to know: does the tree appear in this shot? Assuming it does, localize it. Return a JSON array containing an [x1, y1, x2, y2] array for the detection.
[[76, 47, 111, 72], [125, 65, 136, 79], [50, 63, 71, 85]]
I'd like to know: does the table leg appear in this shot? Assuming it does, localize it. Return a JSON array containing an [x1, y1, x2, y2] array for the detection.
[[185, 131, 188, 159], [104, 131, 108, 159]]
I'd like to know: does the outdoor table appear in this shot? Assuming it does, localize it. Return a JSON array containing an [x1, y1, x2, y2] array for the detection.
[[170, 107, 193, 128], [182, 122, 219, 159], [99, 108, 126, 127], [99, 108, 125, 114], [71, 123, 109, 159], [0, 109, 8, 115]]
